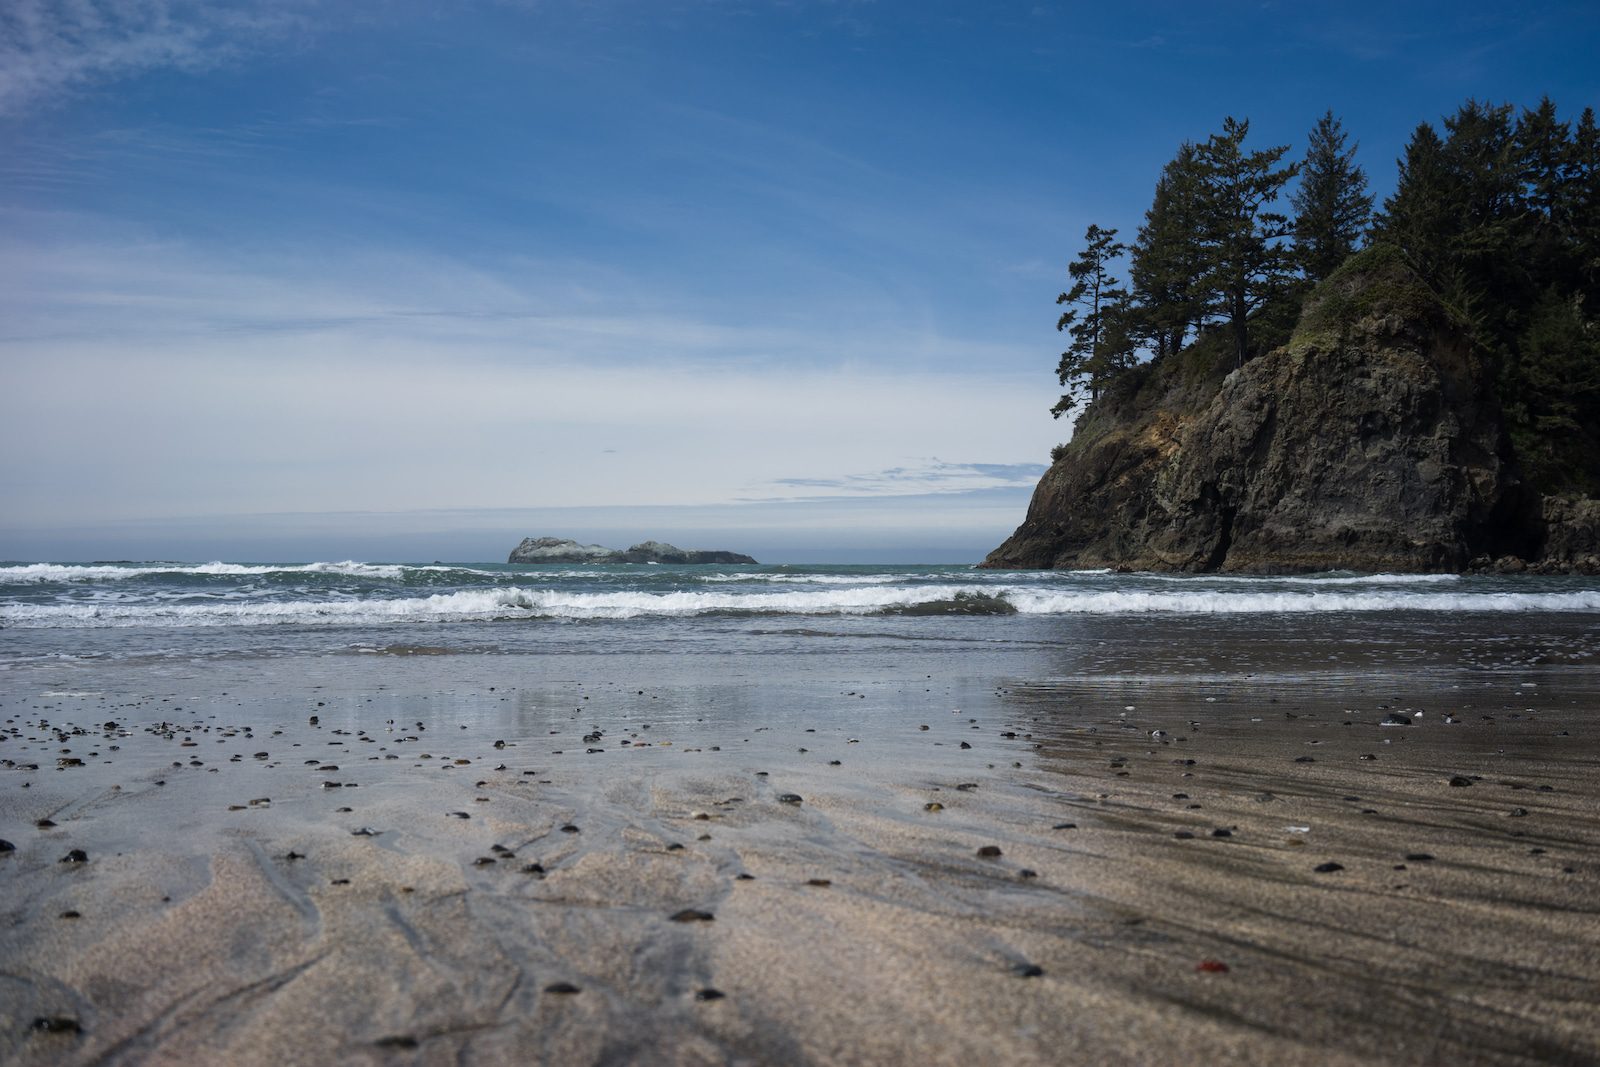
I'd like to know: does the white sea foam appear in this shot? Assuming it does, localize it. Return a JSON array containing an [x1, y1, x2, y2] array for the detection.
[[0, 561, 505, 583], [2, 584, 1597, 628], [696, 572, 918, 585], [1132, 572, 1463, 586]]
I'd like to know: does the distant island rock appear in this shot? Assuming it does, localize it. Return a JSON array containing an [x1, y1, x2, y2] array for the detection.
[[507, 537, 758, 565], [984, 248, 1599, 574]]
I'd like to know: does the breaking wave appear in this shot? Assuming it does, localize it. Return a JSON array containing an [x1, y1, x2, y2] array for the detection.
[[0, 561, 500, 583], [3, 584, 1598, 629]]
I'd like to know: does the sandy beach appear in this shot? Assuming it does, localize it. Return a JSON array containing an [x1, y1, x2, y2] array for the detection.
[[3, 645, 1598, 1067]]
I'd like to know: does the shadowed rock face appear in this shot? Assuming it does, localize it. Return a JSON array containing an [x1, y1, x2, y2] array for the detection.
[[508, 538, 757, 565], [984, 250, 1586, 573]]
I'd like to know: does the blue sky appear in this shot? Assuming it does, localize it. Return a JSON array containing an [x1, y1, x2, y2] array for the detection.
[[3, 0, 1598, 561]]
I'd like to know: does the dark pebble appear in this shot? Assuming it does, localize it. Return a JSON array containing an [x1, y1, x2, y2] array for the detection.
[[0, 839, 14, 853], [695, 988, 726, 1001], [1293, 756, 1315, 763], [959, 741, 972, 749], [374, 1036, 419, 1049], [60, 849, 88, 864], [523, 863, 545, 874], [1405, 853, 1434, 862], [1012, 963, 1044, 978], [36, 819, 56, 829], [1210, 828, 1232, 838], [671, 909, 715, 922], [1448, 776, 1474, 787], [331, 878, 351, 885], [976, 845, 1003, 858], [778, 793, 803, 805], [1314, 862, 1345, 873], [560, 824, 580, 833], [544, 982, 581, 995], [31, 1017, 81, 1034], [735, 873, 755, 881], [1173, 831, 1195, 839], [1018, 868, 1038, 879], [806, 878, 832, 887], [59, 910, 81, 919], [1052, 823, 1077, 830], [474, 857, 497, 866]]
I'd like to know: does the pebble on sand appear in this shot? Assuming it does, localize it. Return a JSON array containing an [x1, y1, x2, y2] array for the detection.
[[31, 1017, 82, 1034]]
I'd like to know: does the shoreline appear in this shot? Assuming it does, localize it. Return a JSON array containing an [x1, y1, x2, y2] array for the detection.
[[3, 656, 1598, 1065]]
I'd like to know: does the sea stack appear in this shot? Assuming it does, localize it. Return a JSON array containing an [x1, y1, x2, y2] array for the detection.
[[985, 248, 1599, 574], [508, 538, 758, 565]]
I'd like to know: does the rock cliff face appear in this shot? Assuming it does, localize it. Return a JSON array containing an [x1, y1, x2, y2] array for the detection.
[[508, 538, 757, 565], [983, 249, 1598, 573]]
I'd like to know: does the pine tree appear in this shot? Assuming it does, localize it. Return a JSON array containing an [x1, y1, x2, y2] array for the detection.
[[1571, 107, 1600, 305], [1129, 142, 1209, 359], [1374, 121, 1454, 285], [1052, 224, 1130, 418], [1290, 110, 1373, 282], [1514, 96, 1573, 223], [1195, 116, 1300, 368]]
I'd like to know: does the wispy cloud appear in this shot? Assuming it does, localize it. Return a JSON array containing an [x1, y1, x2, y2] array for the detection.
[[761, 459, 1047, 500], [0, 0, 311, 116], [0, 228, 1059, 526], [0, 220, 1037, 373]]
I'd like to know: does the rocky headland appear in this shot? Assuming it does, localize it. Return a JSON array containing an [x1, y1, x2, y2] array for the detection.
[[508, 537, 757, 565], [985, 248, 1600, 574]]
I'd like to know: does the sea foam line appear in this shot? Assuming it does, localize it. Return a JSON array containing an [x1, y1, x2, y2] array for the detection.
[[2, 585, 1598, 628], [0, 561, 507, 583]]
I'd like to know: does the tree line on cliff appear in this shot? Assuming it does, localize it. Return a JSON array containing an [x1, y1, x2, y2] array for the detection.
[[1055, 98, 1600, 494]]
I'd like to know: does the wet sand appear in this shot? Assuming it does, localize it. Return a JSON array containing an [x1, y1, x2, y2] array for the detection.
[[2, 655, 1598, 1066]]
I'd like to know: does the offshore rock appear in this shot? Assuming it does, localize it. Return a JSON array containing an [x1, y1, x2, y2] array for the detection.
[[985, 248, 1547, 573], [508, 537, 757, 565]]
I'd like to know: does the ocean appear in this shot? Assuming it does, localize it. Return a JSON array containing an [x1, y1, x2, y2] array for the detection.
[[4, 561, 1600, 684]]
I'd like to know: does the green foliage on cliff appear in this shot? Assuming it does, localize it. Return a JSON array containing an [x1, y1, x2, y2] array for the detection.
[[1051, 98, 1600, 498], [1373, 97, 1600, 493]]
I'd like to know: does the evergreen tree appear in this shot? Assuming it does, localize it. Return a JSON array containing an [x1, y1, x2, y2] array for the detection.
[[1194, 116, 1300, 368], [1572, 107, 1600, 305], [1514, 96, 1573, 223], [1129, 142, 1209, 358], [1374, 122, 1454, 286], [1290, 110, 1373, 282], [1052, 224, 1130, 418]]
